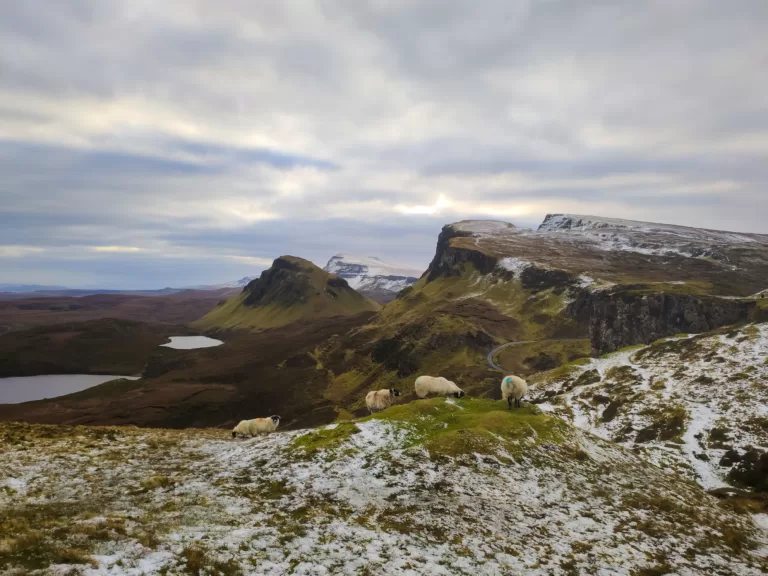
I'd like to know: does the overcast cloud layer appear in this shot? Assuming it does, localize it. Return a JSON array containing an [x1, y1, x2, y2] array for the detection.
[[1, 0, 767, 288]]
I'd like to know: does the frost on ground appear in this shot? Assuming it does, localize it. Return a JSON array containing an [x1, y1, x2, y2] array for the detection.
[[2, 398, 767, 575], [531, 323, 768, 494]]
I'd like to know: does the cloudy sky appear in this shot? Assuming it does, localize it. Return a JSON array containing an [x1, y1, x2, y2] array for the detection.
[[2, 1, 767, 288]]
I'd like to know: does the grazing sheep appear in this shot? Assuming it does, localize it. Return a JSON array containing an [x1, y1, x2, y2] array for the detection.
[[501, 375, 528, 409], [231, 415, 281, 438], [365, 388, 402, 413], [414, 375, 465, 399]]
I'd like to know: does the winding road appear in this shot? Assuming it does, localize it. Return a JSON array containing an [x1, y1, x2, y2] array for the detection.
[[486, 339, 584, 371]]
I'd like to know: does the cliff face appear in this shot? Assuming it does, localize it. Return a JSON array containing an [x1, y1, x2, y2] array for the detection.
[[425, 224, 500, 281], [568, 290, 756, 355]]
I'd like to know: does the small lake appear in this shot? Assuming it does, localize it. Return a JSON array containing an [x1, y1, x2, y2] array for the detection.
[[161, 336, 223, 350], [0, 375, 140, 404]]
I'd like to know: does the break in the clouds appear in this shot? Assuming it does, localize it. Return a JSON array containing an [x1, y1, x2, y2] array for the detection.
[[1, 1, 767, 288]]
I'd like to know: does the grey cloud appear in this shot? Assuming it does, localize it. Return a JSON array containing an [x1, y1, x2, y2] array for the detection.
[[1, 1, 768, 287]]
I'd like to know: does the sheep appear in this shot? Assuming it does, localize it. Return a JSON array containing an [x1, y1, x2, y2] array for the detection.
[[365, 388, 401, 413], [501, 375, 528, 409], [231, 415, 281, 438], [414, 375, 465, 399]]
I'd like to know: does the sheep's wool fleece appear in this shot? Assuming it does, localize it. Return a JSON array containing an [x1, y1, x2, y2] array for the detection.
[[415, 376, 461, 398], [501, 375, 528, 400]]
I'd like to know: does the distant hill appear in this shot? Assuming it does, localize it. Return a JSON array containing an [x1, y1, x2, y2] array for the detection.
[[323, 253, 422, 303], [195, 256, 380, 331], [185, 276, 256, 290]]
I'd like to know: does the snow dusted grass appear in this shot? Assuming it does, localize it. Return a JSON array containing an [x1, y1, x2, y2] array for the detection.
[[2, 399, 767, 574], [532, 324, 768, 494]]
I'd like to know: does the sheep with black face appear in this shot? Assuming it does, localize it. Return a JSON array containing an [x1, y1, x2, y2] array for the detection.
[[232, 415, 281, 438], [365, 388, 401, 413]]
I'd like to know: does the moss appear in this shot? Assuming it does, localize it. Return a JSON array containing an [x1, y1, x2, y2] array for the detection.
[[290, 422, 361, 456], [370, 398, 569, 458]]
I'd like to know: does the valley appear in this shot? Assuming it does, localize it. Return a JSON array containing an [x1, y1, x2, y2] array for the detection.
[[1, 213, 766, 574]]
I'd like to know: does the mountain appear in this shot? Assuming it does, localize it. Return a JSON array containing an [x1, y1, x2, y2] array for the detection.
[[185, 276, 256, 290], [323, 253, 422, 303], [0, 283, 68, 293], [195, 255, 380, 331], [2, 401, 766, 575]]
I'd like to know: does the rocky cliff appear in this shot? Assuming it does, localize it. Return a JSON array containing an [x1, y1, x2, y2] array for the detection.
[[568, 289, 756, 355]]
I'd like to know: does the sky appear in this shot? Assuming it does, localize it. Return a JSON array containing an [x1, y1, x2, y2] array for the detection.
[[1, 0, 768, 289]]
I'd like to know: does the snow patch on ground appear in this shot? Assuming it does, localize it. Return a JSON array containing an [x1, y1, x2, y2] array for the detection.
[[534, 324, 768, 491]]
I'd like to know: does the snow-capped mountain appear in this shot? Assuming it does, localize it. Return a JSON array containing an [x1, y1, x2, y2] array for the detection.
[[324, 254, 423, 303], [536, 213, 768, 261]]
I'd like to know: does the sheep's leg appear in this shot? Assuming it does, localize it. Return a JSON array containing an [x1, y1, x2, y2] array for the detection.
[[507, 397, 512, 410]]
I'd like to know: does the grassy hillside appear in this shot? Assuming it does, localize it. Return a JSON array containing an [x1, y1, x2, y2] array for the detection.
[[2, 400, 766, 574], [314, 262, 589, 414], [195, 256, 379, 331]]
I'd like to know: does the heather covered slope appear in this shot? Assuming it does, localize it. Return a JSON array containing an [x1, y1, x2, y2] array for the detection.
[[530, 322, 768, 494], [195, 256, 379, 331], [2, 399, 766, 575]]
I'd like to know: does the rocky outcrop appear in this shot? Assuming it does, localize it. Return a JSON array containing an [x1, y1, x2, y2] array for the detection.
[[569, 290, 756, 355], [426, 225, 499, 281]]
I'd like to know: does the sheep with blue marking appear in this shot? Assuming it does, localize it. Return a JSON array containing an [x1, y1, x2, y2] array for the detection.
[[501, 375, 528, 409], [232, 415, 281, 438], [365, 388, 401, 413], [414, 376, 465, 399]]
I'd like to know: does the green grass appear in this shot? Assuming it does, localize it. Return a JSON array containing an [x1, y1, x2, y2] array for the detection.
[[495, 339, 591, 377], [622, 281, 715, 297], [290, 422, 361, 456], [368, 398, 569, 459]]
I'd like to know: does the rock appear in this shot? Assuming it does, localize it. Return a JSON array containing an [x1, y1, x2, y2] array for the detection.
[[719, 449, 742, 467], [728, 447, 768, 492], [426, 225, 499, 282], [568, 290, 754, 355]]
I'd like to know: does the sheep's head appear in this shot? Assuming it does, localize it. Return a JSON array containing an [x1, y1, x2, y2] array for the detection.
[[390, 389, 402, 397], [231, 430, 237, 438], [454, 390, 465, 398], [270, 415, 281, 425]]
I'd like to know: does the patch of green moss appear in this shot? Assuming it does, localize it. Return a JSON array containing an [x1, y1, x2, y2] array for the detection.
[[289, 422, 361, 456], [369, 398, 569, 459]]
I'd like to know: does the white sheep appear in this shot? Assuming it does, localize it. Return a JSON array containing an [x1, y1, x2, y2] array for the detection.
[[501, 375, 528, 409], [365, 388, 402, 413], [231, 415, 281, 438], [414, 375, 465, 399]]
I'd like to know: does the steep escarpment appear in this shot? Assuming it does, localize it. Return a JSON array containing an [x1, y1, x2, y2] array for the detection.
[[425, 221, 512, 281], [195, 256, 379, 331], [429, 216, 766, 356], [569, 288, 757, 355]]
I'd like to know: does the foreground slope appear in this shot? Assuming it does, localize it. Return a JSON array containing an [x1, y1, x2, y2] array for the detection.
[[196, 256, 379, 331], [1, 399, 766, 575], [531, 322, 768, 494]]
